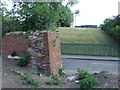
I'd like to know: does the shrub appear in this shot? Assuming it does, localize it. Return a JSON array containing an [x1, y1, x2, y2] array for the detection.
[[17, 59, 29, 67], [10, 51, 17, 56], [100, 15, 120, 43], [22, 74, 40, 87], [77, 69, 89, 80], [17, 52, 31, 67], [77, 69, 99, 89], [80, 74, 99, 89]]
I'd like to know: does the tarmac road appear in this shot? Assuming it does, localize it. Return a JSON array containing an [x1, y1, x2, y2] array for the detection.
[[62, 58, 119, 75]]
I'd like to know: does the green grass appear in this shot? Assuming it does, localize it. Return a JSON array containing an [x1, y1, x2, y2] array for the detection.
[[57, 27, 117, 44]]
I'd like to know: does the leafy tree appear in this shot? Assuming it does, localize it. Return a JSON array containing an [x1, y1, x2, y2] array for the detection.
[[17, 2, 60, 32], [1, 1, 22, 36], [1, 2, 74, 33], [57, 6, 73, 27], [100, 15, 120, 43]]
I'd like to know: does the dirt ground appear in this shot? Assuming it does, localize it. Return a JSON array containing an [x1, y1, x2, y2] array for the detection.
[[2, 56, 79, 88], [2, 56, 119, 88]]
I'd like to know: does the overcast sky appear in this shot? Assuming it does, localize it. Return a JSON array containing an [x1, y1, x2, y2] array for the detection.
[[3, 0, 120, 26], [68, 0, 119, 26]]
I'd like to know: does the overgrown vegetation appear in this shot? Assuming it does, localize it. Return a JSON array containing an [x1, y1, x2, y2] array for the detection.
[[21, 74, 40, 87], [77, 69, 99, 89], [77, 69, 89, 80], [100, 15, 120, 43], [17, 52, 31, 67], [79, 74, 99, 89]]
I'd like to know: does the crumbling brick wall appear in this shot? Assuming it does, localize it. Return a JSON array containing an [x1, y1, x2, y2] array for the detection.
[[47, 32, 62, 75], [2, 31, 62, 76], [28, 31, 62, 75], [2, 34, 30, 56]]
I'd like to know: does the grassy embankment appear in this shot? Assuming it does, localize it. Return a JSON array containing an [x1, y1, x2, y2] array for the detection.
[[57, 27, 118, 56], [57, 27, 116, 44]]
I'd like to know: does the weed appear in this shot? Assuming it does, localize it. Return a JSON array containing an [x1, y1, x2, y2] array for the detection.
[[51, 75, 59, 81], [45, 80, 60, 85], [80, 74, 99, 89], [17, 59, 29, 67], [100, 70, 109, 74], [19, 52, 31, 60], [45, 74, 60, 85], [21, 74, 40, 87], [17, 52, 31, 67], [77, 69, 99, 89], [77, 68, 89, 80], [58, 68, 64, 77]]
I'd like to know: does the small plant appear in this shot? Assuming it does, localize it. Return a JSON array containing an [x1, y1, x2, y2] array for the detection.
[[80, 74, 99, 89], [17, 59, 29, 67], [11, 51, 17, 56], [51, 75, 59, 81], [77, 68, 89, 80], [58, 68, 64, 77], [19, 52, 31, 60], [77, 69, 99, 89], [45, 80, 60, 85], [100, 70, 109, 74], [21, 74, 40, 87], [17, 52, 31, 67], [45, 74, 60, 85]]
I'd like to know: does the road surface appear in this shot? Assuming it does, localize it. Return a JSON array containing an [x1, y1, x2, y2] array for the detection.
[[62, 58, 119, 75]]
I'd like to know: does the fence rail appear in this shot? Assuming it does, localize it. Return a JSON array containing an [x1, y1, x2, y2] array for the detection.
[[61, 43, 119, 57]]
